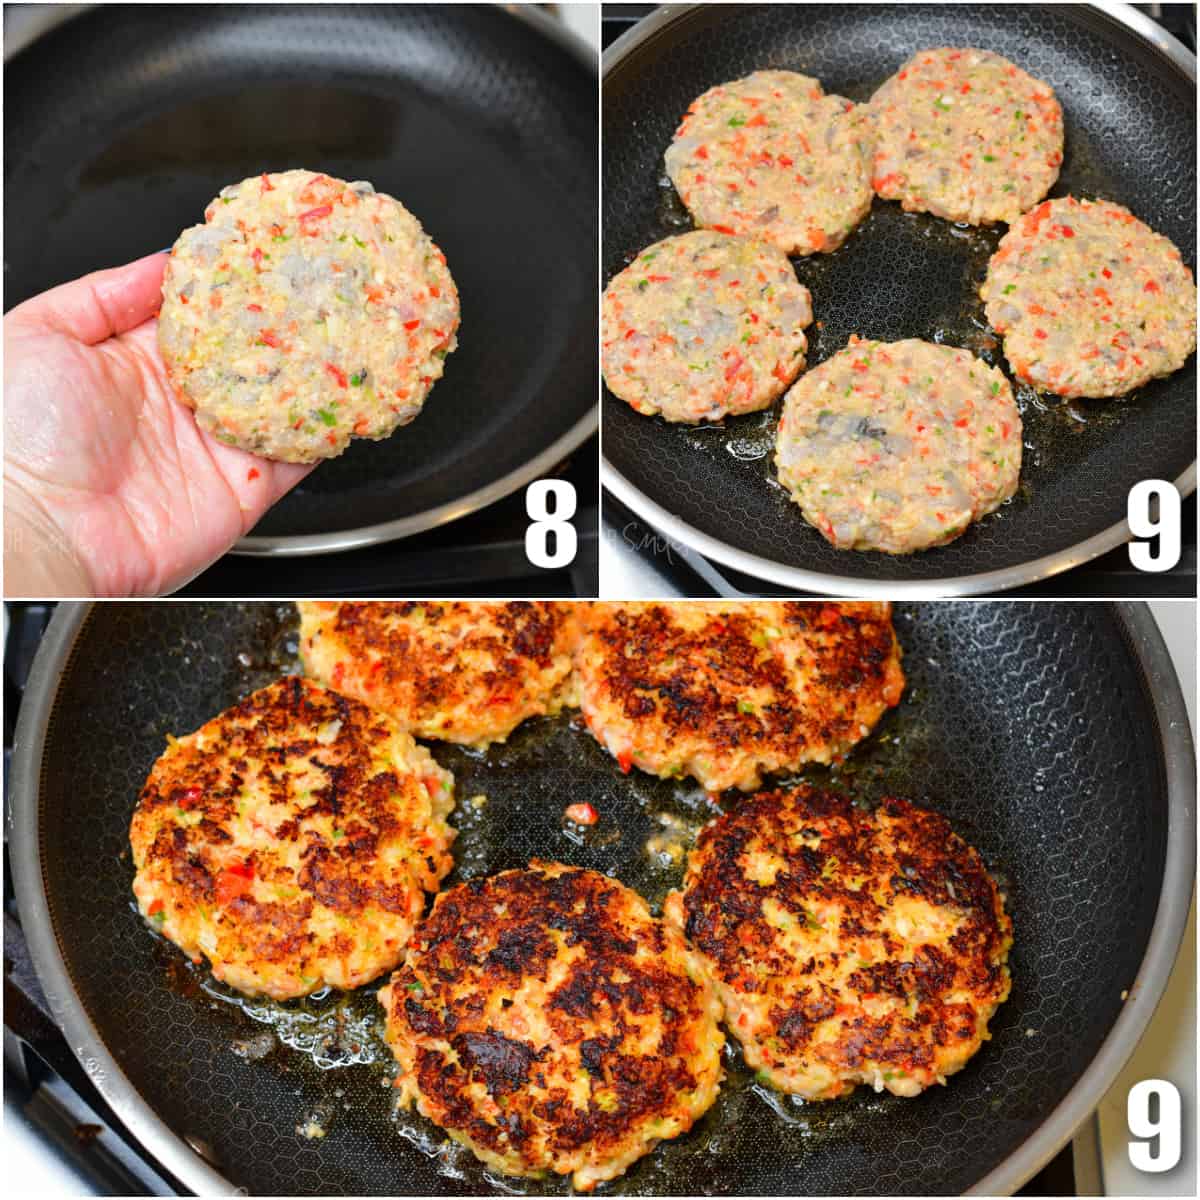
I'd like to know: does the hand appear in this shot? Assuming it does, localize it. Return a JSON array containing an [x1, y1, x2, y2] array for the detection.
[[4, 254, 313, 596]]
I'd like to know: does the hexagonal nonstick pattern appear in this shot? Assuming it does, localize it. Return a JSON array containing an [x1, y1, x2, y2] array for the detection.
[[23, 602, 1174, 1194], [603, 4, 1196, 583]]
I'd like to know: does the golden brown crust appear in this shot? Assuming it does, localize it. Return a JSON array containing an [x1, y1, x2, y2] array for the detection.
[[298, 601, 581, 747], [667, 787, 1011, 1099], [130, 677, 455, 999], [577, 602, 905, 791], [380, 862, 724, 1190]]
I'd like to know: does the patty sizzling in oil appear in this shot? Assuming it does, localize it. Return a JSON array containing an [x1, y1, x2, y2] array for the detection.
[[575, 602, 904, 792], [130, 677, 455, 999], [298, 601, 580, 748], [665, 787, 1012, 1099], [379, 862, 724, 1191]]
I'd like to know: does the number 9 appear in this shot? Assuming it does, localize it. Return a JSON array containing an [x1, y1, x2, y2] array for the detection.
[[1127, 1079, 1181, 1173], [1127, 480, 1181, 573]]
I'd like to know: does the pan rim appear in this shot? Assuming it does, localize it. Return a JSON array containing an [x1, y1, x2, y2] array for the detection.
[[603, 461, 1197, 598], [601, 1, 1197, 597], [8, 600, 1196, 1196]]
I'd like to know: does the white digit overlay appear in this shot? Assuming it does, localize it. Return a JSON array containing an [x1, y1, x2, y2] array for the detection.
[[525, 480, 578, 569], [1128, 480, 1181, 572], [1127, 1079, 1181, 1173]]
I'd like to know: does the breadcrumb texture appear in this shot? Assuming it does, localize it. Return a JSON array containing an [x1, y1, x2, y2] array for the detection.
[[602, 231, 813, 423], [665, 70, 874, 256], [298, 601, 581, 748], [982, 196, 1196, 397], [576, 601, 904, 792], [667, 787, 1012, 1099], [130, 676, 455, 999], [380, 862, 724, 1191], [869, 47, 1062, 226], [159, 169, 459, 462]]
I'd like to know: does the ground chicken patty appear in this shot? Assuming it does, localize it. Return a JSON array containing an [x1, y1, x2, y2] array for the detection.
[[869, 47, 1063, 226], [159, 169, 460, 462], [298, 601, 580, 748], [981, 196, 1197, 398], [602, 231, 813, 422], [130, 677, 455, 1000], [775, 337, 1022, 554], [379, 862, 724, 1191], [664, 70, 874, 256], [666, 788, 1012, 1100], [575, 602, 904, 793]]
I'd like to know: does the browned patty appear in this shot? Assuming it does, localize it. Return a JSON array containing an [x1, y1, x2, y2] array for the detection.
[[576, 602, 905, 791], [299, 601, 581, 747], [379, 862, 724, 1190], [666, 787, 1012, 1099], [130, 676, 455, 999]]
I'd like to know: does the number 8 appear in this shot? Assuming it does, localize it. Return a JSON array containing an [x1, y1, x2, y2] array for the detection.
[[525, 480, 578, 569], [1127, 1079, 1181, 1172]]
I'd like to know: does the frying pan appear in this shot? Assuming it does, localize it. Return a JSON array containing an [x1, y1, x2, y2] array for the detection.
[[602, 3, 1197, 595], [3, 4, 597, 555], [9, 602, 1194, 1195]]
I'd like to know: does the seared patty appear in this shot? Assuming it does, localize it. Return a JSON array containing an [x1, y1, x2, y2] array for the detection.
[[666, 787, 1012, 1100], [379, 862, 724, 1191], [602, 231, 813, 423], [981, 196, 1196, 397], [130, 677, 455, 999], [576, 602, 904, 792], [159, 169, 459, 462], [774, 336, 1022, 553], [665, 70, 874, 256], [298, 601, 580, 747], [869, 47, 1063, 226]]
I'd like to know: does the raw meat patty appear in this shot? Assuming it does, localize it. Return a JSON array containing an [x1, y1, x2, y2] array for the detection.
[[601, 231, 813, 422], [981, 196, 1197, 397], [869, 47, 1063, 226], [664, 70, 874, 256], [775, 336, 1022, 553], [159, 169, 460, 462]]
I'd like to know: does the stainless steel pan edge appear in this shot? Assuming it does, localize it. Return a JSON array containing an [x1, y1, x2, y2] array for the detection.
[[600, 2, 1197, 598], [8, 601, 1195, 1197], [969, 601, 1196, 1195], [9, 603, 230, 1196]]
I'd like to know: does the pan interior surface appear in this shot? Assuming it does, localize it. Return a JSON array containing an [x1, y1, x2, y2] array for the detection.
[[603, 3, 1196, 583], [28, 601, 1170, 1195], [4, 5, 596, 543]]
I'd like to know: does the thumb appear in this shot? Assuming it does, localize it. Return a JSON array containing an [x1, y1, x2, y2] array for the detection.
[[8, 252, 168, 345]]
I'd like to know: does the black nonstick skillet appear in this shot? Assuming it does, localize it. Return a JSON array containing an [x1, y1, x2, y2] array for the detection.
[[5, 4, 597, 554], [602, 4, 1196, 594], [9, 601, 1195, 1194]]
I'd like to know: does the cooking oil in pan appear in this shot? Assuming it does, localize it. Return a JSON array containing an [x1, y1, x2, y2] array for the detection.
[[150, 602, 1007, 1192]]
